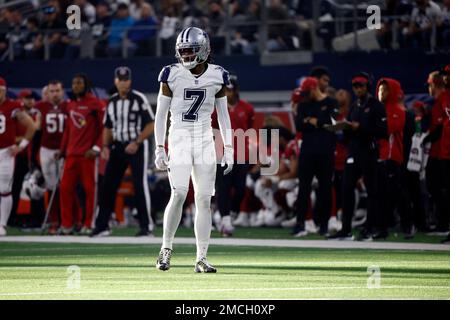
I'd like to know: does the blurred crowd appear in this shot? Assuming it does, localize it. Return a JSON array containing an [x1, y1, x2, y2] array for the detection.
[[1, 0, 450, 60], [0, 0, 305, 59]]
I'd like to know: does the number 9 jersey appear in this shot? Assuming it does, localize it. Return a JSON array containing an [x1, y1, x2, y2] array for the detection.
[[158, 63, 230, 139]]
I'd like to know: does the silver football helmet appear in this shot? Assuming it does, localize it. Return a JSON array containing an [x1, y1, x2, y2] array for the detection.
[[22, 169, 46, 200], [175, 27, 211, 70]]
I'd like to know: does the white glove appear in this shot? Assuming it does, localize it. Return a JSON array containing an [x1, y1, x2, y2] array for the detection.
[[155, 146, 168, 171], [221, 146, 234, 175]]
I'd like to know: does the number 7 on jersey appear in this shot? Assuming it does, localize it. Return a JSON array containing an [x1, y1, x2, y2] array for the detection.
[[182, 89, 206, 122]]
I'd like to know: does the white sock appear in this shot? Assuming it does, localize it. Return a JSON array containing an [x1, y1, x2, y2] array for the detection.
[[162, 189, 187, 250], [0, 194, 13, 227], [222, 215, 231, 225], [194, 194, 212, 261]]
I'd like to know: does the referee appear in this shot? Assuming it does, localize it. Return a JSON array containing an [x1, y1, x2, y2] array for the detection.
[[91, 66, 155, 237]]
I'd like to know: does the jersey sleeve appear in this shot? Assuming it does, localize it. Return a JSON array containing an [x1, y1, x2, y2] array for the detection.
[[104, 101, 113, 129], [136, 91, 155, 125], [221, 68, 230, 87], [10, 101, 23, 119]]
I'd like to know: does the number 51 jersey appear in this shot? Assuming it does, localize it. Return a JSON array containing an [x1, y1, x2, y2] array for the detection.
[[158, 63, 230, 139]]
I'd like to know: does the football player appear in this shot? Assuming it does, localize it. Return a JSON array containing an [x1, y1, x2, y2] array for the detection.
[[154, 27, 233, 273], [36, 80, 67, 233], [0, 77, 37, 236]]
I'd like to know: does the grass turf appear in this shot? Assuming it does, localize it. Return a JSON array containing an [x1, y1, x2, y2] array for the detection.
[[0, 242, 449, 299]]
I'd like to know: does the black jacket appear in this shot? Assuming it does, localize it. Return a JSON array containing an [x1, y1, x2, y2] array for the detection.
[[344, 94, 388, 158], [295, 96, 338, 155]]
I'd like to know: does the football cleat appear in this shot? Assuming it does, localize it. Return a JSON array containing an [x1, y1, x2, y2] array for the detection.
[[156, 248, 172, 271], [194, 258, 217, 273], [90, 228, 111, 238], [327, 230, 354, 241], [0, 225, 6, 236]]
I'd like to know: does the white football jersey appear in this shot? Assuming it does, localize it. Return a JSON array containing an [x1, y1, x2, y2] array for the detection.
[[158, 63, 230, 138]]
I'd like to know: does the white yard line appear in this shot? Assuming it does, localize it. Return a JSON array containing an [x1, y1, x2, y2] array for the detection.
[[0, 236, 449, 252], [0, 285, 450, 297]]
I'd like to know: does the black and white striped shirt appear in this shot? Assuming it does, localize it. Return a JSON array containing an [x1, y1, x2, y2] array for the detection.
[[104, 90, 155, 143]]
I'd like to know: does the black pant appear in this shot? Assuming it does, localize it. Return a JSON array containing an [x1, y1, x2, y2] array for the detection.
[[296, 153, 334, 233], [403, 170, 427, 231], [333, 170, 344, 212], [216, 164, 249, 217], [95, 142, 152, 231], [341, 152, 378, 234], [426, 158, 450, 230], [377, 160, 413, 233]]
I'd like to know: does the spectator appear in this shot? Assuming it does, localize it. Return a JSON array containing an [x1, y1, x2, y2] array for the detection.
[[293, 77, 338, 237], [62, 14, 90, 60], [406, 0, 442, 50], [128, 2, 158, 56], [441, 0, 450, 50], [22, 17, 43, 60], [40, 3, 66, 59], [92, 1, 112, 58], [229, 0, 256, 55], [0, 10, 9, 58], [129, 0, 146, 21], [107, 3, 135, 57], [159, 5, 181, 55], [206, 0, 226, 54], [376, 0, 413, 50], [74, 0, 97, 25], [5, 7, 26, 59], [267, 0, 299, 51]]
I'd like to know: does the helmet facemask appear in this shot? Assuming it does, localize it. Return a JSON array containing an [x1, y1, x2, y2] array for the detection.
[[175, 27, 211, 70], [175, 45, 203, 69]]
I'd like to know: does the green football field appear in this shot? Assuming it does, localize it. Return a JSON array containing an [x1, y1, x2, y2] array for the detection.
[[1, 235, 450, 300]]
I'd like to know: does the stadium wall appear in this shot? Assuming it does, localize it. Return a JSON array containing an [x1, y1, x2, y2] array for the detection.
[[0, 51, 447, 94]]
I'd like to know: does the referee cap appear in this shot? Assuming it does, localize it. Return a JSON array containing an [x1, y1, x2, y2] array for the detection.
[[115, 66, 132, 81]]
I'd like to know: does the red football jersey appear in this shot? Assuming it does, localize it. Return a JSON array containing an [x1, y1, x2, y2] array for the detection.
[[37, 100, 68, 150], [212, 99, 255, 162], [439, 89, 450, 160], [0, 99, 22, 148], [60, 93, 105, 157]]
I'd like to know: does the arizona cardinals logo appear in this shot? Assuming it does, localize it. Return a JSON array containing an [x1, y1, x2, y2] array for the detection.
[[445, 107, 450, 120], [70, 110, 86, 128]]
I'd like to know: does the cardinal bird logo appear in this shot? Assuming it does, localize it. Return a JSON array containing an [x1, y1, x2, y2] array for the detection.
[[445, 107, 450, 120], [70, 110, 86, 128]]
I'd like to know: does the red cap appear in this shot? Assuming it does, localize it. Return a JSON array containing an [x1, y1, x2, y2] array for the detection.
[[441, 64, 450, 76], [0, 77, 6, 88], [18, 89, 33, 99], [300, 77, 318, 93], [352, 76, 369, 85], [413, 100, 425, 110]]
